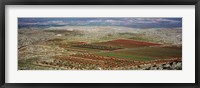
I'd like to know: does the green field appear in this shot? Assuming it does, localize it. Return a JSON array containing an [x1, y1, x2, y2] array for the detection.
[[95, 47, 182, 61]]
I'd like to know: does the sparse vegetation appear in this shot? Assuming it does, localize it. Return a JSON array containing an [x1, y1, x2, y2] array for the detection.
[[18, 26, 182, 70]]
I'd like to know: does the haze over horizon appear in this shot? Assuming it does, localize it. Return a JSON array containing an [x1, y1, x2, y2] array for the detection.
[[18, 18, 182, 29]]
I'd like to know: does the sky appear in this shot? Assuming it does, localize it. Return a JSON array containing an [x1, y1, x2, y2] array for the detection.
[[18, 18, 182, 29]]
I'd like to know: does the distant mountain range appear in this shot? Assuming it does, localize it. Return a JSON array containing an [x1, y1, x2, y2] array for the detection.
[[18, 18, 182, 29]]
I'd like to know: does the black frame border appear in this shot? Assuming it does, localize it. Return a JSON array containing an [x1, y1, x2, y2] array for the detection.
[[0, 0, 200, 88]]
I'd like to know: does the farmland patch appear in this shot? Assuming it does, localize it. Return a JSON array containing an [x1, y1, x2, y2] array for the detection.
[[96, 46, 182, 60], [96, 39, 161, 48]]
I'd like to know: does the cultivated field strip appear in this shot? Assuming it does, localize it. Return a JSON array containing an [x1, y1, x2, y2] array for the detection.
[[34, 53, 181, 70]]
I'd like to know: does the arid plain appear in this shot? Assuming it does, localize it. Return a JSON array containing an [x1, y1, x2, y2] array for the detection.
[[18, 26, 182, 70]]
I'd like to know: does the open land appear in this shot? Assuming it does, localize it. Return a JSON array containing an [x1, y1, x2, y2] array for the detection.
[[18, 26, 182, 70]]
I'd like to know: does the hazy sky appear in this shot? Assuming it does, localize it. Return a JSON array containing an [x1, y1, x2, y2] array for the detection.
[[18, 18, 182, 28]]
